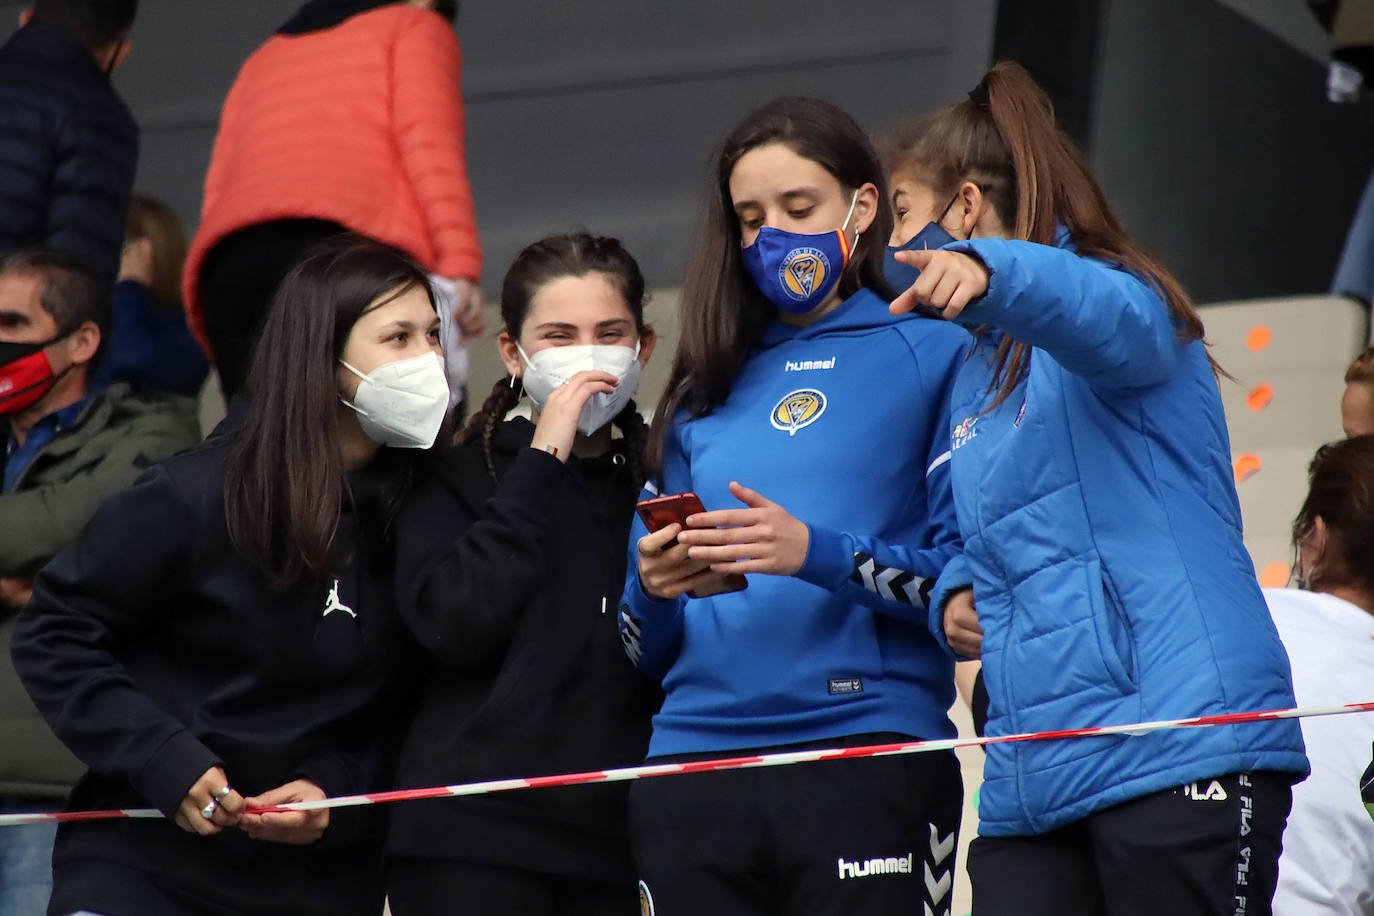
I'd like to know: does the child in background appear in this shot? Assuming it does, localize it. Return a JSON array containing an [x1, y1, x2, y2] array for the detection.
[[93, 195, 208, 396], [1342, 345, 1374, 437]]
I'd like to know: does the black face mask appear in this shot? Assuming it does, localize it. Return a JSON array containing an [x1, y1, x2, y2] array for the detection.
[[0, 333, 67, 414], [0, 337, 48, 367]]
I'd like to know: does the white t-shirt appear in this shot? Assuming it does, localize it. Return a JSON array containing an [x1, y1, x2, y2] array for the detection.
[[1266, 587, 1374, 916]]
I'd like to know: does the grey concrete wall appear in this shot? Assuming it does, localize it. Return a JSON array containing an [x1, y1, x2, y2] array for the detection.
[[2, 0, 997, 294], [1215, 0, 1329, 62], [1090, 0, 1374, 303]]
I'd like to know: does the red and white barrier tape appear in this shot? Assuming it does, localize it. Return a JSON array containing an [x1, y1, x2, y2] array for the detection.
[[4, 700, 1371, 827]]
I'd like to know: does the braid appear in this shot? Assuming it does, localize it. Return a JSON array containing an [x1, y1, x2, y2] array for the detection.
[[612, 399, 649, 494], [459, 375, 522, 481]]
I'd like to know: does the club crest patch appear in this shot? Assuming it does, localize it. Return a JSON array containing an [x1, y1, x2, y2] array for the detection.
[[779, 247, 831, 301], [638, 880, 655, 916], [951, 416, 979, 451], [771, 388, 827, 436]]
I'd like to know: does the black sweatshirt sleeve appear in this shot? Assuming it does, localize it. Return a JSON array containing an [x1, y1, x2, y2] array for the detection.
[[396, 446, 568, 670], [292, 729, 393, 851], [10, 465, 222, 817]]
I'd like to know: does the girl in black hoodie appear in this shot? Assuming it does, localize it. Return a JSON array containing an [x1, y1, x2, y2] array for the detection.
[[12, 236, 447, 916], [386, 233, 661, 914]]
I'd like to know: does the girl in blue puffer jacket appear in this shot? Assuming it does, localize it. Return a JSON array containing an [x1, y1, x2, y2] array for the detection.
[[882, 62, 1309, 916]]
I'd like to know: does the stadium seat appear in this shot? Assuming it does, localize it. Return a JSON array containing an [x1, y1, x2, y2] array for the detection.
[[1202, 294, 1368, 584]]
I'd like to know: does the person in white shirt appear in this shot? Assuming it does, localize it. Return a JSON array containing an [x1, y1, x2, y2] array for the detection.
[[1268, 434, 1374, 916]]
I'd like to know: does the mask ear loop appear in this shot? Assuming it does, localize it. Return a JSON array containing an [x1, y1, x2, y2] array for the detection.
[[840, 190, 860, 235], [1291, 529, 1312, 590], [511, 343, 537, 400], [336, 360, 372, 415], [836, 191, 864, 265]]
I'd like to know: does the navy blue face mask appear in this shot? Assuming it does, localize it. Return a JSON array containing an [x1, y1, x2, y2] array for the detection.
[[882, 193, 961, 292], [742, 192, 859, 316]]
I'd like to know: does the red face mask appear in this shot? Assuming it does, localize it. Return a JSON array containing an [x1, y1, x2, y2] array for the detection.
[[0, 338, 61, 414]]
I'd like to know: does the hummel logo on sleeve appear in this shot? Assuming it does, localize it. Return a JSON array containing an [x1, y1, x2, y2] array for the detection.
[[620, 606, 643, 665], [851, 552, 931, 607]]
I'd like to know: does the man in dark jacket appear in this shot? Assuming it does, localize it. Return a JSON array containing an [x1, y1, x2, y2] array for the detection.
[[0, 0, 139, 282], [0, 249, 200, 915]]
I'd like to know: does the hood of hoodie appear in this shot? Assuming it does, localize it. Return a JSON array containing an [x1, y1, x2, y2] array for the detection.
[[756, 285, 941, 350], [488, 415, 630, 481]]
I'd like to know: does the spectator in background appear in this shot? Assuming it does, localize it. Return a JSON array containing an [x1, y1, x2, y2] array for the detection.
[[0, 0, 138, 282], [1343, 345, 1374, 437], [92, 195, 209, 397], [184, 0, 483, 400], [0, 249, 199, 916], [1268, 435, 1374, 915]]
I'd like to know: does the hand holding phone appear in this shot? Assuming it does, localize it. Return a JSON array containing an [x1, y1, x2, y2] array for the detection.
[[636, 493, 748, 599], [671, 481, 810, 579]]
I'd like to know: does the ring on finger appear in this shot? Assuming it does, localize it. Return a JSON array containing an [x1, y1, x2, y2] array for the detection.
[[200, 799, 219, 819], [213, 785, 233, 801]]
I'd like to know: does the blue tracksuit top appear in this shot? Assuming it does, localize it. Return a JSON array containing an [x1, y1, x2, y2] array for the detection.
[[927, 228, 1309, 836], [619, 287, 968, 757]]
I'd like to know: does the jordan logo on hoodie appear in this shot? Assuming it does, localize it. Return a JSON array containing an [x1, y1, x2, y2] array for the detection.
[[322, 578, 355, 618]]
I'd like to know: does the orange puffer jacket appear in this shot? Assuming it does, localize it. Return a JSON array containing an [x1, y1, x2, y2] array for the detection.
[[182, 4, 481, 352]]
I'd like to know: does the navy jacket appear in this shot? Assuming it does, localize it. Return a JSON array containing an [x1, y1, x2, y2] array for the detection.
[[928, 228, 1308, 836], [91, 281, 209, 396], [0, 21, 137, 280]]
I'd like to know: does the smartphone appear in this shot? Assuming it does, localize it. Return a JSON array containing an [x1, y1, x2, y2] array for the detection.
[[635, 492, 748, 598]]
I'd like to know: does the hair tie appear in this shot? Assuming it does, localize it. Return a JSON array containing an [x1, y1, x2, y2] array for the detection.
[[968, 78, 991, 108]]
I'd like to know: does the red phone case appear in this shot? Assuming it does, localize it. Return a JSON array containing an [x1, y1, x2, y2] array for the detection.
[[635, 492, 748, 598]]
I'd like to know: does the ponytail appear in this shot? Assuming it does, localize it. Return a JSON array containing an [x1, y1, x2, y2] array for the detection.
[[881, 62, 1217, 408]]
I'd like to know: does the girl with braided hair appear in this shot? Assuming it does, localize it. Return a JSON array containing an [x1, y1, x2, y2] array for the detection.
[[386, 232, 661, 914]]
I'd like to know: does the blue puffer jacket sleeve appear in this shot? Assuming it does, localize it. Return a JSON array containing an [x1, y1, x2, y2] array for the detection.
[[926, 553, 972, 659], [948, 237, 1180, 391], [618, 421, 689, 679]]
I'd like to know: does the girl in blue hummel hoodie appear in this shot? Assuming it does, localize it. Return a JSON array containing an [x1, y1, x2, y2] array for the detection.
[[882, 63, 1308, 916], [618, 97, 968, 916]]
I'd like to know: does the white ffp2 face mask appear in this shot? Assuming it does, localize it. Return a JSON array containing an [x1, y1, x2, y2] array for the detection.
[[340, 351, 449, 449], [516, 342, 642, 436]]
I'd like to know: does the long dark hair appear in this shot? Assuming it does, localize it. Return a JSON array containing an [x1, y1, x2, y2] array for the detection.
[[879, 62, 1214, 409], [460, 232, 650, 493], [649, 96, 895, 472], [224, 235, 433, 589], [1292, 435, 1374, 595]]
